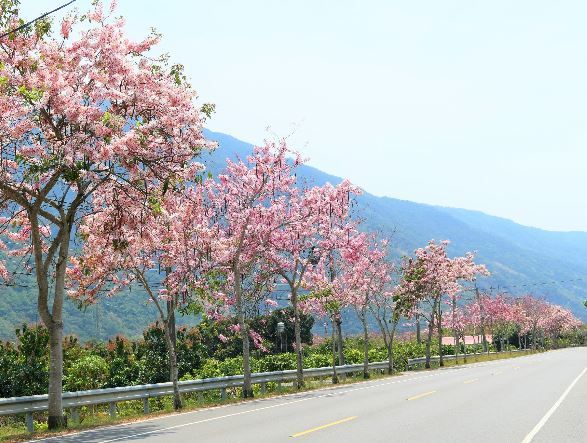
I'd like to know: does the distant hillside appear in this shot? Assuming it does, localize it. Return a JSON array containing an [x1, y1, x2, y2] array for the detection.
[[1, 130, 585, 340], [202, 130, 587, 325]]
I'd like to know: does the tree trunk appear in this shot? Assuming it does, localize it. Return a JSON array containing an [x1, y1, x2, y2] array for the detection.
[[425, 313, 435, 369], [437, 300, 444, 367], [386, 325, 396, 375], [372, 309, 394, 375], [165, 269, 182, 410], [47, 322, 65, 429], [164, 319, 182, 410], [386, 341, 393, 374], [475, 287, 488, 353], [415, 313, 421, 344], [234, 264, 253, 398], [335, 314, 345, 366], [330, 318, 338, 384], [43, 226, 71, 430], [361, 309, 370, 379], [452, 296, 458, 363], [462, 335, 467, 363], [292, 288, 304, 389]]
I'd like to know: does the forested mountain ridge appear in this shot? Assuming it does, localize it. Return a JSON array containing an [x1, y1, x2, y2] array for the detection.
[[202, 130, 587, 323], [1, 130, 585, 341]]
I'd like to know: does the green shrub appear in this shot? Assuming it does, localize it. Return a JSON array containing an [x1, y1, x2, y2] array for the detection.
[[303, 353, 330, 369], [64, 355, 109, 391], [343, 348, 363, 364], [368, 347, 388, 362], [195, 358, 223, 379], [15, 324, 49, 396], [257, 353, 296, 372]]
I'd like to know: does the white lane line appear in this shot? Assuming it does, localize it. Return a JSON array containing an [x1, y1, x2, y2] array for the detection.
[[98, 395, 322, 443], [521, 366, 587, 443]]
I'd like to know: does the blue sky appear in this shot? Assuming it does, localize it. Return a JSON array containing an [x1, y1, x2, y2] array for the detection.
[[24, 1, 587, 231]]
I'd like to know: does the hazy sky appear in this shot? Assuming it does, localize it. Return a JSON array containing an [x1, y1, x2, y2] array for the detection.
[[24, 1, 587, 231]]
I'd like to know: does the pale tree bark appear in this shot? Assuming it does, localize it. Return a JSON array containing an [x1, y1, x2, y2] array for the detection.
[[281, 261, 308, 390], [356, 306, 370, 379], [437, 300, 444, 367], [424, 298, 438, 369], [330, 317, 339, 384], [32, 210, 73, 429], [475, 286, 488, 353], [452, 296, 459, 363], [335, 314, 345, 367], [137, 271, 183, 409], [234, 262, 254, 398], [371, 305, 398, 375], [164, 319, 182, 409], [291, 285, 304, 389], [165, 268, 182, 409]]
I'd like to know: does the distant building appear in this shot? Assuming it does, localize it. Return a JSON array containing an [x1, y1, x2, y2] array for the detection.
[[442, 335, 493, 346]]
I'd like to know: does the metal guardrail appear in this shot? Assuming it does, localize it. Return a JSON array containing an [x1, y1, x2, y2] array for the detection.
[[1, 349, 534, 432], [0, 361, 390, 432], [406, 348, 533, 369]]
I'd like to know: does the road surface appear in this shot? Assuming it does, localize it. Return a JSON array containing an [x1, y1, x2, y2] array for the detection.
[[33, 347, 587, 442]]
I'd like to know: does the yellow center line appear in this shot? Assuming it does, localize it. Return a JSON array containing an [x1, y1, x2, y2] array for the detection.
[[291, 416, 358, 438], [407, 390, 436, 401], [493, 370, 503, 375], [463, 378, 478, 384]]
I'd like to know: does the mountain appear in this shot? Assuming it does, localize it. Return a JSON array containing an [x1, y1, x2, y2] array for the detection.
[[0, 130, 585, 341], [202, 130, 587, 324]]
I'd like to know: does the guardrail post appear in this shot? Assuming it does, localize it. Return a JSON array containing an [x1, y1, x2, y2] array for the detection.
[[197, 391, 204, 403], [70, 407, 80, 424], [220, 388, 227, 400], [260, 382, 267, 394], [143, 397, 150, 414], [25, 412, 34, 433], [109, 402, 117, 418]]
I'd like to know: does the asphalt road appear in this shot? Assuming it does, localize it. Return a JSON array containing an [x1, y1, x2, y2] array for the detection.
[[33, 347, 587, 443]]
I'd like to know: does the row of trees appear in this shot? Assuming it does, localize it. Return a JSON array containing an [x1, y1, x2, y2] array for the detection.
[[445, 293, 583, 356], [0, 1, 583, 429]]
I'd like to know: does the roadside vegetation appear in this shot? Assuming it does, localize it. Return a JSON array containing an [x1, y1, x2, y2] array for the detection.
[[1, 314, 585, 441], [0, 0, 584, 439]]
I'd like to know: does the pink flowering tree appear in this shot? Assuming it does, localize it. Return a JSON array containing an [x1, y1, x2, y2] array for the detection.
[[69, 182, 213, 410], [301, 285, 347, 384], [0, 3, 209, 427], [266, 179, 360, 388], [444, 306, 470, 361], [302, 229, 373, 381], [540, 304, 581, 348], [345, 235, 392, 378], [395, 240, 488, 368], [482, 294, 517, 351], [205, 140, 300, 397], [517, 295, 550, 349], [465, 291, 493, 352], [359, 241, 400, 375]]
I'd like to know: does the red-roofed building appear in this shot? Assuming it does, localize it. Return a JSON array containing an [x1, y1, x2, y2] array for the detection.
[[442, 335, 493, 346]]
